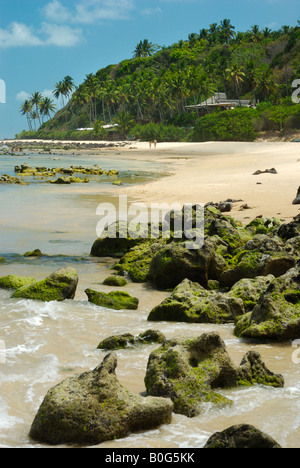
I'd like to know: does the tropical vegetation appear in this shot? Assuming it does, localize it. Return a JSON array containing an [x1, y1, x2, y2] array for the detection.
[[18, 19, 300, 142]]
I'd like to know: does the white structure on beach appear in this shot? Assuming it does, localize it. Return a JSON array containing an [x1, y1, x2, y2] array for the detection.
[[186, 92, 252, 113], [76, 124, 119, 131]]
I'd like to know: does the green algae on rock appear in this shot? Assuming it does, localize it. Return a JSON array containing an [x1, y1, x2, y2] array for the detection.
[[148, 278, 245, 324], [144, 332, 284, 418], [85, 288, 139, 310], [97, 329, 166, 350], [234, 262, 300, 341], [12, 267, 78, 302], [29, 353, 174, 446], [0, 275, 37, 290], [103, 275, 128, 287], [204, 424, 282, 449], [227, 274, 275, 311]]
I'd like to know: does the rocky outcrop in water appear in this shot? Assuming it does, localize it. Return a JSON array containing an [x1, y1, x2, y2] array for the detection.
[[29, 353, 173, 446], [97, 329, 166, 350], [85, 288, 139, 310], [144, 332, 284, 417], [0, 274, 37, 290], [148, 278, 245, 323], [12, 267, 78, 302], [203, 424, 282, 448]]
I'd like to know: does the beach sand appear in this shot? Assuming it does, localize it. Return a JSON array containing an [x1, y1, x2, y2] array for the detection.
[[2, 139, 300, 223]]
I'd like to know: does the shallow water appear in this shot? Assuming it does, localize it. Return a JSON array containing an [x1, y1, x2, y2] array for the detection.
[[0, 151, 299, 448]]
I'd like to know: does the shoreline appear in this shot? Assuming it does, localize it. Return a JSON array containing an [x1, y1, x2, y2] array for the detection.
[[1, 139, 300, 224]]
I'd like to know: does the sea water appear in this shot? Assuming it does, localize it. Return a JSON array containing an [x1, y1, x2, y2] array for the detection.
[[0, 150, 300, 448]]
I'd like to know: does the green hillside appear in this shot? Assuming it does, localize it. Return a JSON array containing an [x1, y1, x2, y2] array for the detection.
[[17, 19, 300, 142]]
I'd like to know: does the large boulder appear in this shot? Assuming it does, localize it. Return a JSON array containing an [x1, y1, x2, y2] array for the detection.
[[148, 239, 227, 290], [144, 332, 284, 417], [85, 288, 139, 310], [203, 424, 282, 449], [29, 353, 174, 446], [234, 262, 300, 341], [277, 214, 300, 240], [148, 278, 245, 324], [12, 268, 78, 302]]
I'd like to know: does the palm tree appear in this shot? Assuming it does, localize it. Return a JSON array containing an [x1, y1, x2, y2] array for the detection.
[[53, 81, 66, 107], [30, 110, 39, 131], [113, 112, 135, 139], [62, 75, 75, 101], [133, 39, 159, 58], [39, 97, 56, 123], [220, 19, 236, 43], [226, 63, 246, 104], [30, 92, 43, 127], [20, 100, 33, 131], [250, 25, 261, 42], [262, 27, 272, 38]]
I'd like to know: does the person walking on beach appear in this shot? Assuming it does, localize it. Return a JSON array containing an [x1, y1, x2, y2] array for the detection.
[[154, 140, 157, 149], [149, 141, 152, 149]]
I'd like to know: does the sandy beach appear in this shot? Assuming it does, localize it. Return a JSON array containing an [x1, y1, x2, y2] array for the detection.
[[2, 139, 300, 223]]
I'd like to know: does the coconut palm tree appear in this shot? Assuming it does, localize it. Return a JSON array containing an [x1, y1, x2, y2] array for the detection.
[[226, 63, 246, 104], [30, 92, 43, 127], [220, 19, 236, 43], [39, 97, 56, 123], [20, 100, 33, 131], [53, 81, 66, 107], [133, 39, 159, 58]]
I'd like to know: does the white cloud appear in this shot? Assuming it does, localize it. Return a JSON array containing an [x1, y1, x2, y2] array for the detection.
[[44, 0, 135, 24], [0, 21, 82, 49]]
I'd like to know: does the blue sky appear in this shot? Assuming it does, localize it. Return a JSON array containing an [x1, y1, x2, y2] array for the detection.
[[0, 0, 299, 138]]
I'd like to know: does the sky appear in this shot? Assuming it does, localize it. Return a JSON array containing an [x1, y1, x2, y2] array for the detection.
[[0, 0, 299, 139]]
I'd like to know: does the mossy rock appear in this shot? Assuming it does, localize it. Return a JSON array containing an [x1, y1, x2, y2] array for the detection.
[[115, 240, 167, 283], [97, 329, 166, 350], [0, 275, 37, 290], [227, 275, 275, 311], [204, 424, 282, 449], [0, 257, 6, 263], [12, 267, 78, 302], [85, 288, 139, 310], [234, 262, 300, 341], [145, 332, 283, 418], [29, 353, 174, 446], [103, 275, 128, 287], [24, 249, 43, 257], [148, 278, 245, 324]]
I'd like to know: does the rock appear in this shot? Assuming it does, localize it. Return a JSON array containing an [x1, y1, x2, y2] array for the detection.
[[148, 278, 245, 324], [148, 239, 226, 290], [145, 332, 283, 417], [103, 275, 128, 287], [115, 240, 166, 283], [292, 186, 300, 205], [246, 217, 282, 236], [277, 215, 300, 240], [97, 333, 135, 350], [252, 168, 278, 175], [203, 424, 282, 449], [97, 329, 166, 350], [219, 247, 295, 288], [0, 275, 37, 290], [90, 221, 150, 258], [234, 262, 300, 340], [29, 353, 173, 446], [227, 275, 275, 311], [24, 249, 43, 257], [85, 288, 139, 310], [12, 267, 78, 302]]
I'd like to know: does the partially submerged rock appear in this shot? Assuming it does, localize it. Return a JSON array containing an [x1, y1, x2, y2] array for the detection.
[[97, 329, 166, 350], [227, 275, 275, 311], [103, 275, 128, 287], [85, 288, 139, 310], [234, 262, 300, 340], [145, 332, 283, 417], [29, 353, 173, 446], [148, 278, 245, 324], [204, 424, 282, 449], [12, 267, 78, 302]]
